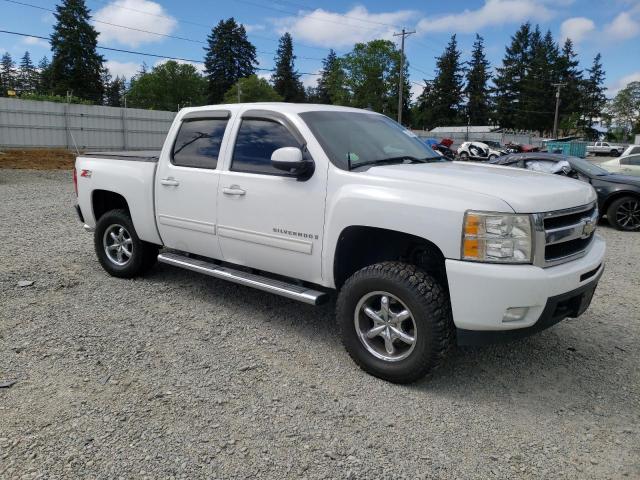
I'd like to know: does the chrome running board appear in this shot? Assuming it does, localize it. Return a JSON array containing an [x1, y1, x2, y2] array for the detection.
[[157, 252, 328, 305]]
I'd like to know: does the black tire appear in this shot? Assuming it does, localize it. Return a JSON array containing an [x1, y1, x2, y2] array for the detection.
[[611, 149, 619, 157], [94, 209, 159, 278], [488, 154, 497, 161], [459, 151, 469, 161], [607, 196, 640, 231], [337, 262, 454, 384]]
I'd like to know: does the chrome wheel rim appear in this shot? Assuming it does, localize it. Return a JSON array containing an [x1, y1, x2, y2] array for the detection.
[[354, 291, 417, 362], [103, 224, 133, 266], [616, 200, 640, 230]]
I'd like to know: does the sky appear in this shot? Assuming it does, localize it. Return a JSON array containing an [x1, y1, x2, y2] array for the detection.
[[1, 0, 639, 100]]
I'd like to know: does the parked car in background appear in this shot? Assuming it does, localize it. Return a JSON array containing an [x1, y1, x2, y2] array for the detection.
[[490, 152, 640, 231], [457, 141, 505, 161], [505, 142, 540, 153], [586, 141, 624, 156], [620, 145, 640, 157], [601, 154, 640, 175]]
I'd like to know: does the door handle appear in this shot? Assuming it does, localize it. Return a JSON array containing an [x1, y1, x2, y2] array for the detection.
[[160, 178, 180, 186], [222, 185, 246, 196]]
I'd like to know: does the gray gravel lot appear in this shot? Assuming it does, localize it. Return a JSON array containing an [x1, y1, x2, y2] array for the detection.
[[1, 169, 639, 479]]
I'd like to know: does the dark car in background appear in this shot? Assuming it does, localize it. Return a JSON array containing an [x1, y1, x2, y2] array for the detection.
[[490, 153, 640, 231]]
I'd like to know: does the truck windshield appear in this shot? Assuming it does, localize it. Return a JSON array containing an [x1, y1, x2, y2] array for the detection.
[[299, 111, 442, 170]]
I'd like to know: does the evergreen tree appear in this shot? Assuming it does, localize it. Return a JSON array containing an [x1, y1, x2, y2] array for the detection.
[[49, 0, 104, 102], [203, 18, 257, 104], [583, 53, 607, 128], [315, 49, 348, 105], [465, 34, 491, 125], [493, 23, 532, 129], [425, 34, 464, 126], [0, 52, 17, 96], [521, 27, 558, 132], [272, 32, 305, 102], [411, 80, 434, 129], [37, 56, 52, 94], [17, 51, 38, 94], [105, 75, 126, 107], [556, 38, 583, 132]]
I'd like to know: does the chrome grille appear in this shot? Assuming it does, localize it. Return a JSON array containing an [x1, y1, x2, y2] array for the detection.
[[533, 202, 598, 267]]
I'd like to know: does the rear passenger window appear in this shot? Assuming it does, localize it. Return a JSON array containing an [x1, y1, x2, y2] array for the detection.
[[172, 119, 228, 169], [231, 119, 300, 175]]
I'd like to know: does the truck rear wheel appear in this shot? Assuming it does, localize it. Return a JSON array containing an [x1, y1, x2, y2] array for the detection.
[[94, 209, 158, 278], [337, 262, 454, 384]]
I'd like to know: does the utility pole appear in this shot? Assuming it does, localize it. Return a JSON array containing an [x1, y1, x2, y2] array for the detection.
[[393, 28, 415, 125], [552, 83, 566, 139]]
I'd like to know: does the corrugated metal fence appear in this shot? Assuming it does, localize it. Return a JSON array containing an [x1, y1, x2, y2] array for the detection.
[[0, 98, 176, 150]]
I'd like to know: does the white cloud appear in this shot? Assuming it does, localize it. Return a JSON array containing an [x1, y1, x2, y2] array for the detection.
[[560, 17, 596, 43], [244, 24, 265, 33], [417, 0, 554, 34], [105, 60, 140, 79], [22, 36, 50, 48], [603, 12, 640, 41], [275, 6, 415, 48], [608, 71, 640, 96], [94, 0, 178, 47], [301, 71, 319, 89]]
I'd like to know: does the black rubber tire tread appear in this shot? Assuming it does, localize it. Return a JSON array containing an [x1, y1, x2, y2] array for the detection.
[[607, 195, 640, 231], [94, 209, 158, 278], [337, 261, 454, 384]]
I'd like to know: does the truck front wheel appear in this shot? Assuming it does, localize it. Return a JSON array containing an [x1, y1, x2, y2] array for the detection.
[[94, 209, 158, 278], [337, 262, 454, 383]]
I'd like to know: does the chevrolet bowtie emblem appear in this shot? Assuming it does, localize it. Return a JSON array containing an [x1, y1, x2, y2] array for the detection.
[[582, 218, 595, 237]]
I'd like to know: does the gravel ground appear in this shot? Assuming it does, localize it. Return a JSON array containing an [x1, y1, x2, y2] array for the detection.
[[1, 169, 639, 479]]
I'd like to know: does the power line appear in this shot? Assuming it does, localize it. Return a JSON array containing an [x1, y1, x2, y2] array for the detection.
[[2, 0, 325, 60], [0, 29, 322, 75]]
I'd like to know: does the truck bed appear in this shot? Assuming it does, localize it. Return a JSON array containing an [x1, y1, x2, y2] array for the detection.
[[81, 151, 160, 162]]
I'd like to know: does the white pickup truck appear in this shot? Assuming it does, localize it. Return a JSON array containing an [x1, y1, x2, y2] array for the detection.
[[586, 141, 624, 156], [74, 103, 605, 383]]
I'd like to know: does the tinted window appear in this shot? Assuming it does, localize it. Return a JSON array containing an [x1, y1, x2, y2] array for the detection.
[[172, 119, 228, 169], [299, 111, 440, 170], [231, 119, 300, 174], [621, 155, 640, 166]]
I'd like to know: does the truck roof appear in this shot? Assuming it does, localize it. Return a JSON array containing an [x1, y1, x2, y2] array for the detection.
[[178, 102, 376, 116]]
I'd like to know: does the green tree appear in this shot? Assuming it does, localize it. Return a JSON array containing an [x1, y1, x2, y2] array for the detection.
[[49, 0, 104, 103], [17, 51, 38, 94], [315, 49, 349, 105], [272, 32, 305, 102], [127, 61, 207, 111], [204, 18, 257, 104], [425, 34, 465, 126], [465, 34, 491, 125], [223, 75, 282, 103], [556, 38, 583, 130], [607, 81, 640, 139], [521, 28, 558, 132], [342, 39, 409, 120], [0, 52, 17, 96], [37, 56, 52, 94], [583, 53, 607, 128], [494, 23, 532, 128], [105, 75, 126, 107]]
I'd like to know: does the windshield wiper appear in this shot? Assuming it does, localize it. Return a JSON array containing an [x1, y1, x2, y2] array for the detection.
[[351, 156, 439, 170]]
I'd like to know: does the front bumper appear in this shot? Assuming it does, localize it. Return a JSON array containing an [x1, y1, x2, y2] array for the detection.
[[446, 234, 605, 345]]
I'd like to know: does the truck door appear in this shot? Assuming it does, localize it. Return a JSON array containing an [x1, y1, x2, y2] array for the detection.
[[216, 111, 326, 284], [155, 110, 232, 259]]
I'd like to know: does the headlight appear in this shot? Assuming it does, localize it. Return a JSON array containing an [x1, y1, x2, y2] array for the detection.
[[462, 211, 532, 263]]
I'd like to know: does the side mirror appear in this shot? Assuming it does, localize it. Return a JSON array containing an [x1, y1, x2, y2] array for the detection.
[[271, 147, 313, 179]]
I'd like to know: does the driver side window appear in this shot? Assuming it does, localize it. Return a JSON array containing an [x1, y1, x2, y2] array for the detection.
[[231, 119, 301, 175]]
